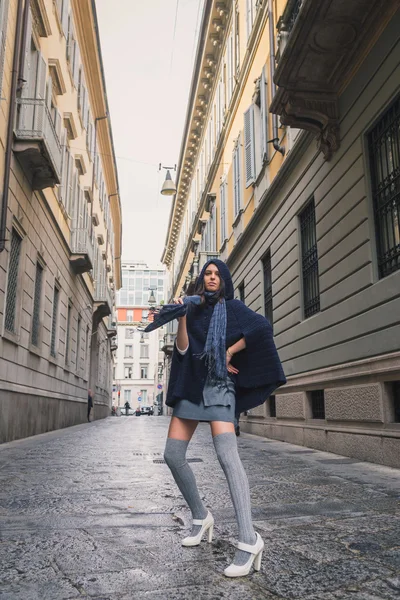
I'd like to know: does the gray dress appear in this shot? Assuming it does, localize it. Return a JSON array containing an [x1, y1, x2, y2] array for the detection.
[[172, 377, 235, 423], [172, 343, 236, 423]]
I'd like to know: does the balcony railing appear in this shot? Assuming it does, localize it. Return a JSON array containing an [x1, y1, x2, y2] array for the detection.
[[93, 283, 113, 319], [162, 332, 176, 356], [276, 0, 303, 61], [70, 228, 93, 274], [14, 98, 62, 189], [198, 251, 219, 271]]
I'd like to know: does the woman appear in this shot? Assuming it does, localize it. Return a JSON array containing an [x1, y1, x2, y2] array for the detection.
[[163, 259, 286, 577]]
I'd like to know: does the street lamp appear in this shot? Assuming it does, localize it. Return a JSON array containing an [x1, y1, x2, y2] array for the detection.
[[159, 164, 177, 196], [148, 289, 156, 307]]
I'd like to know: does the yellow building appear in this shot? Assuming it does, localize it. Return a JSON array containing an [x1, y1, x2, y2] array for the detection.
[[0, 0, 121, 442], [162, 0, 400, 467]]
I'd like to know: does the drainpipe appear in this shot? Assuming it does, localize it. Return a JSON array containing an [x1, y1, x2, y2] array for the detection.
[[0, 0, 26, 252], [268, 0, 285, 156]]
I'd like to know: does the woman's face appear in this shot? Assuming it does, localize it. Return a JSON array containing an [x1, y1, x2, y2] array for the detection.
[[203, 264, 221, 292]]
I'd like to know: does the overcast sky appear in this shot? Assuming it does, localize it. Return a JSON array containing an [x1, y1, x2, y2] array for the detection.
[[95, 0, 204, 268]]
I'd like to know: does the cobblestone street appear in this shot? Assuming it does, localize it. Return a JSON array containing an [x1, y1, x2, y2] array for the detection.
[[0, 416, 400, 599]]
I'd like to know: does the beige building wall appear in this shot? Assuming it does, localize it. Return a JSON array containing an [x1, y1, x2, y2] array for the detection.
[[0, 0, 122, 443], [161, 0, 400, 468]]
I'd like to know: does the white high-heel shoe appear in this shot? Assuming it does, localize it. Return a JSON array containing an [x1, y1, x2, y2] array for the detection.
[[181, 511, 214, 547], [224, 532, 264, 577]]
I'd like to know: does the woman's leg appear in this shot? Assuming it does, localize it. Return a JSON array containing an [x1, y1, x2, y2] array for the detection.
[[164, 417, 207, 535], [211, 421, 257, 566]]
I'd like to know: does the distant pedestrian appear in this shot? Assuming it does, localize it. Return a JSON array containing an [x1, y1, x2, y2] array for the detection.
[[87, 389, 93, 422], [124, 401, 131, 416], [158, 259, 286, 577]]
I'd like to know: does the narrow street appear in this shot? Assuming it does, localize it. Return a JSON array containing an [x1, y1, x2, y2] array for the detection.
[[1, 417, 399, 600]]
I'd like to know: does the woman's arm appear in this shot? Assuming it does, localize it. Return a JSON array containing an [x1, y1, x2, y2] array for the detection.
[[227, 337, 246, 356], [174, 297, 189, 352]]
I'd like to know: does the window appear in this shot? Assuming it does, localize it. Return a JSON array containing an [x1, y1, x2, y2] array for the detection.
[[124, 365, 133, 379], [124, 345, 133, 358], [127, 310, 133, 322], [0, 0, 10, 94], [234, 3, 240, 74], [140, 365, 148, 379], [76, 316, 81, 368], [238, 282, 245, 303], [233, 137, 242, 218], [140, 389, 148, 402], [125, 328, 134, 339], [368, 97, 400, 278], [310, 390, 325, 419], [244, 105, 256, 187], [269, 395, 276, 418], [50, 285, 60, 357], [65, 304, 71, 365], [262, 251, 273, 327], [393, 381, 400, 423], [5, 228, 22, 333], [124, 389, 131, 402], [300, 199, 320, 319], [31, 261, 43, 346], [140, 344, 149, 359], [142, 309, 149, 320], [246, 0, 258, 40], [220, 180, 227, 245]]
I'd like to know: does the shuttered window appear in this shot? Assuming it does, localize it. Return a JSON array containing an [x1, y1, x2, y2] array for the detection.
[[5, 229, 22, 333], [220, 181, 227, 245], [244, 105, 256, 187], [260, 66, 268, 163], [0, 0, 10, 94], [233, 137, 242, 218], [31, 261, 43, 346]]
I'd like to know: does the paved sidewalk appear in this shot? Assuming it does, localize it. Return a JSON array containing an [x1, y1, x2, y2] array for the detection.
[[0, 416, 399, 599]]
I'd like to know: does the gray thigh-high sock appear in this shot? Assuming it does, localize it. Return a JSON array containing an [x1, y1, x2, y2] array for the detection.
[[164, 438, 207, 535], [213, 432, 257, 566]]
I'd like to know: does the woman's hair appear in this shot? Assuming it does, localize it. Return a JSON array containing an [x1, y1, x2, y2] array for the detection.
[[194, 267, 226, 303]]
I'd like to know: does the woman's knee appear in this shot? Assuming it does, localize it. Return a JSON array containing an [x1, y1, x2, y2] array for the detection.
[[164, 437, 188, 469]]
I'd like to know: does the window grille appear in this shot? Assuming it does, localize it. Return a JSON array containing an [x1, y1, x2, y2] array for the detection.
[[268, 395, 276, 417], [31, 262, 43, 346], [5, 229, 22, 333], [393, 381, 400, 423], [65, 304, 71, 364], [287, 0, 302, 34], [238, 282, 245, 303], [368, 97, 400, 278], [76, 316, 81, 368], [262, 251, 273, 327], [311, 390, 325, 419], [300, 199, 320, 318], [50, 285, 59, 357]]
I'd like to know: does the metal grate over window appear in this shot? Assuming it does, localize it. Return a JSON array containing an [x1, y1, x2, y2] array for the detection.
[[50, 285, 60, 357], [311, 390, 325, 419], [393, 381, 400, 423], [300, 199, 320, 319], [262, 251, 273, 327], [31, 262, 43, 346], [5, 229, 22, 333], [368, 97, 400, 278], [269, 395, 276, 418]]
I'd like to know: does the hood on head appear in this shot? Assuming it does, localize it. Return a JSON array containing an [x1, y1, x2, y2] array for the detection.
[[197, 259, 234, 300]]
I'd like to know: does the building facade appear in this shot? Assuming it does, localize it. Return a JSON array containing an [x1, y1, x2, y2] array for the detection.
[[0, 0, 122, 443], [113, 261, 166, 413], [161, 0, 400, 467]]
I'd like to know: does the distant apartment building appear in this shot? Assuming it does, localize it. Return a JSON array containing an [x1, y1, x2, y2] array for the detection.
[[0, 0, 122, 443], [161, 0, 400, 467], [113, 261, 166, 412]]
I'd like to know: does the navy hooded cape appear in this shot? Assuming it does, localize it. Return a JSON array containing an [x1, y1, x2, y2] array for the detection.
[[166, 259, 286, 415]]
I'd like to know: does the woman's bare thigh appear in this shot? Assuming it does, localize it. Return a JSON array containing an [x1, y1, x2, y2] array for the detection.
[[167, 416, 199, 441], [210, 421, 235, 438]]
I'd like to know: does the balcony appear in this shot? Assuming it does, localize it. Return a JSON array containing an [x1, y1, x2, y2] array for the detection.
[[271, 0, 398, 160], [198, 251, 219, 271], [14, 98, 62, 189], [93, 283, 113, 321], [70, 228, 93, 274], [161, 332, 176, 356]]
